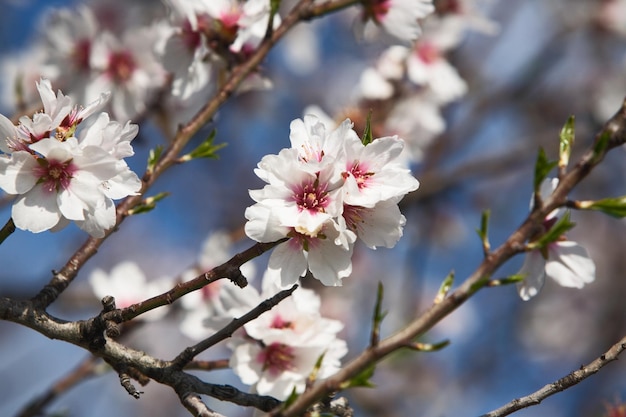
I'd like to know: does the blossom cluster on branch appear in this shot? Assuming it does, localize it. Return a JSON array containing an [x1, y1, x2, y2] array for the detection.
[[0, 0, 625, 417]]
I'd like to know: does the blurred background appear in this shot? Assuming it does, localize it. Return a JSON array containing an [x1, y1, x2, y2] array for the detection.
[[0, 0, 625, 416]]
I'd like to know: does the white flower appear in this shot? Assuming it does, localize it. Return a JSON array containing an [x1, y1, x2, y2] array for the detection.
[[0, 78, 141, 237], [229, 281, 347, 400], [343, 197, 407, 249], [156, 9, 215, 100], [360, 0, 435, 43], [89, 261, 172, 321], [246, 115, 419, 286], [340, 134, 419, 208], [41, 5, 99, 102], [88, 27, 166, 121], [179, 230, 259, 340], [516, 178, 596, 300], [246, 202, 355, 288], [517, 241, 596, 301]]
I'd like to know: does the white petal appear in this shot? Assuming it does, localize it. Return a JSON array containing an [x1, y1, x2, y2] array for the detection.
[[0, 152, 38, 194], [267, 241, 308, 288], [0, 114, 17, 153], [546, 241, 596, 288], [307, 237, 352, 286], [516, 251, 547, 301], [12, 185, 61, 233]]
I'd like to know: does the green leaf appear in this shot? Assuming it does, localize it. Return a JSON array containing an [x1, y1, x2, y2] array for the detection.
[[469, 276, 490, 294], [528, 211, 576, 250], [577, 196, 626, 218], [409, 339, 451, 352], [434, 271, 454, 304], [270, 0, 281, 14], [127, 192, 170, 215], [307, 352, 326, 385], [340, 363, 376, 389], [558, 116, 575, 170], [147, 145, 163, 174], [361, 111, 373, 146], [533, 147, 558, 194], [180, 130, 226, 162], [281, 387, 299, 409], [475, 210, 491, 255], [487, 274, 526, 287], [370, 282, 387, 346], [593, 130, 611, 162]]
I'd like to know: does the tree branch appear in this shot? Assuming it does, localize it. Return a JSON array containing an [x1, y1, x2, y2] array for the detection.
[[480, 335, 626, 417]]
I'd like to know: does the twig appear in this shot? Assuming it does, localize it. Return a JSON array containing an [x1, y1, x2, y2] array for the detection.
[[480, 335, 626, 417], [171, 285, 298, 369], [102, 239, 286, 323], [0, 217, 15, 245]]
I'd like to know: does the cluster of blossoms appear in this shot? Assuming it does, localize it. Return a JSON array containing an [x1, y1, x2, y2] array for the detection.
[[245, 115, 419, 288], [516, 178, 596, 300], [352, 0, 499, 164], [228, 277, 347, 400], [0, 79, 141, 237], [2, 0, 277, 128], [88, 231, 347, 400]]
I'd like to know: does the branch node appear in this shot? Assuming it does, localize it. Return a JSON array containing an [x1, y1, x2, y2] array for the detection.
[[119, 371, 143, 399]]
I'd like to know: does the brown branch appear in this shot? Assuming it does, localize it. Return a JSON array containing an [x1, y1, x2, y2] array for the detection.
[[171, 284, 298, 369], [480, 335, 626, 417], [269, 98, 626, 417], [184, 359, 230, 372], [101, 239, 286, 323]]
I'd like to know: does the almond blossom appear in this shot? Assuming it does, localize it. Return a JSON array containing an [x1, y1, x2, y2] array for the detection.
[[87, 26, 166, 121], [89, 261, 172, 321], [0, 78, 141, 237], [245, 115, 419, 288], [229, 277, 347, 400], [516, 178, 596, 300]]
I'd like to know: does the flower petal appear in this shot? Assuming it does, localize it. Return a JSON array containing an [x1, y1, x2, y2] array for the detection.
[[12, 185, 61, 233], [516, 250, 547, 301], [546, 241, 596, 288]]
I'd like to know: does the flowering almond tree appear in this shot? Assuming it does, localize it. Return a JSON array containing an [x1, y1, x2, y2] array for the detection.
[[1, 1, 626, 417]]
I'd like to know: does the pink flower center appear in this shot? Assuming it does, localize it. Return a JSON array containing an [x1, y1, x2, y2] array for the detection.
[[416, 42, 441, 64], [343, 161, 374, 189], [107, 51, 136, 83], [436, 0, 463, 15], [364, 0, 391, 23], [201, 281, 222, 301], [257, 342, 295, 376], [72, 39, 91, 71], [271, 314, 293, 329], [33, 158, 77, 193], [181, 19, 202, 51], [292, 178, 330, 214]]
